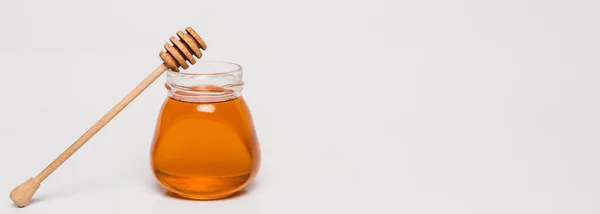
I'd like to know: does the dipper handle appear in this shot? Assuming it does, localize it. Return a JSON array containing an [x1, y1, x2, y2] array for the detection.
[[10, 26, 207, 207]]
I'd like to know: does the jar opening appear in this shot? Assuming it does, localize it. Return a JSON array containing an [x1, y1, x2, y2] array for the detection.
[[168, 60, 243, 76], [166, 61, 244, 103]]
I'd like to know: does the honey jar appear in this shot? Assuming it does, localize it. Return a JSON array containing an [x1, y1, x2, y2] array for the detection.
[[150, 61, 260, 199]]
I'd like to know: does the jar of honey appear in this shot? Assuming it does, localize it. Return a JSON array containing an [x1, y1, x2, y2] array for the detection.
[[150, 61, 261, 199]]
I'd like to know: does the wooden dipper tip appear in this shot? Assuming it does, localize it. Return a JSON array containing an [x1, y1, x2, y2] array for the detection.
[[9, 178, 40, 207], [159, 26, 207, 72]]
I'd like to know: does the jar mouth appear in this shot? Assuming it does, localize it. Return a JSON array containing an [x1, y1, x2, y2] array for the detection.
[[165, 61, 244, 103], [167, 60, 243, 76]]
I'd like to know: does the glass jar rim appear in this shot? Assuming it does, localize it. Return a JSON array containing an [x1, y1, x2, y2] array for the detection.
[[164, 60, 244, 103], [166, 60, 243, 76]]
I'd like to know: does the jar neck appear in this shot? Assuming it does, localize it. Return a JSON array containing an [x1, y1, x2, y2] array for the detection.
[[165, 61, 244, 103]]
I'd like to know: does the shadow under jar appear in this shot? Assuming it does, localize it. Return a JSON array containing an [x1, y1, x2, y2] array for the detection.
[[150, 61, 261, 200]]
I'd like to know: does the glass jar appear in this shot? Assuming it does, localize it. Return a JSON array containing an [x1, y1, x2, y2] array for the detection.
[[150, 61, 261, 200]]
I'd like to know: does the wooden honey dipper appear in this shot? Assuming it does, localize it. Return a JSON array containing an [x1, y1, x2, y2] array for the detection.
[[9, 26, 207, 208]]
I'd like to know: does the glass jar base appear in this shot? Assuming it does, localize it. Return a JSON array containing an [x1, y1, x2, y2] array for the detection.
[[170, 191, 240, 200], [153, 170, 253, 200]]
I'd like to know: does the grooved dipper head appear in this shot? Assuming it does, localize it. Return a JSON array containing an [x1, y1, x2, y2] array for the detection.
[[159, 27, 207, 72]]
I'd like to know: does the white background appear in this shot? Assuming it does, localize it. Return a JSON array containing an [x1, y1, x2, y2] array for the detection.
[[1, 0, 599, 213]]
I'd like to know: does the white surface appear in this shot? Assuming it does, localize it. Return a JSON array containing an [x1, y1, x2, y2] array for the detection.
[[1, 0, 599, 213]]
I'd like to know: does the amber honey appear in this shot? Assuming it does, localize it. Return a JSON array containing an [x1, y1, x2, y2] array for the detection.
[[150, 61, 260, 200]]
